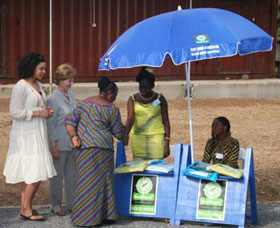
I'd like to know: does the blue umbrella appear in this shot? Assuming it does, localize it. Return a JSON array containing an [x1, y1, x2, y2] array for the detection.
[[99, 8, 273, 161]]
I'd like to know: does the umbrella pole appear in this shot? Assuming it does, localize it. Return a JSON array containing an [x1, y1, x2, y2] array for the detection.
[[49, 0, 53, 95], [185, 62, 194, 163]]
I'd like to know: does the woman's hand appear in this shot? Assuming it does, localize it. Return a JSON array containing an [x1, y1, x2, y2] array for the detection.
[[41, 107, 53, 118], [164, 140, 170, 158], [34, 107, 54, 118], [47, 107, 54, 116], [51, 142, 60, 160], [72, 135, 81, 148], [122, 134, 129, 146]]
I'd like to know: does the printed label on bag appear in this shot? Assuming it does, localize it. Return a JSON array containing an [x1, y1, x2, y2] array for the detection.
[[216, 153, 223, 159]]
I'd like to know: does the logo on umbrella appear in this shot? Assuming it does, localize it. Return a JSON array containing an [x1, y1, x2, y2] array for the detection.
[[195, 34, 210, 44]]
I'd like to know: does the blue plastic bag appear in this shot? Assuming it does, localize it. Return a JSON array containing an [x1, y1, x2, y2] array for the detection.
[[182, 162, 218, 182]]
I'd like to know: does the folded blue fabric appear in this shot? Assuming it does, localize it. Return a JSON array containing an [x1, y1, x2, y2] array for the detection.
[[182, 162, 218, 182], [148, 159, 164, 165]]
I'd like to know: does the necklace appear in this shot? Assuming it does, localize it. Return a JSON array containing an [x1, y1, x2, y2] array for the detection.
[[139, 91, 155, 101]]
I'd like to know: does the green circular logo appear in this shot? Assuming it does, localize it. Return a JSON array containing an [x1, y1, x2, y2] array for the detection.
[[203, 182, 222, 199], [136, 177, 153, 194], [196, 35, 207, 41]]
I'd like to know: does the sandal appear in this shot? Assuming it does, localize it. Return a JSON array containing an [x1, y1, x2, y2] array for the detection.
[[19, 209, 38, 218], [51, 208, 65, 216], [19, 210, 45, 222], [32, 209, 38, 215]]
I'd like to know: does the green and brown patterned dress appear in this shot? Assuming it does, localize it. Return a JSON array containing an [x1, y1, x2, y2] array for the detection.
[[202, 136, 239, 168]]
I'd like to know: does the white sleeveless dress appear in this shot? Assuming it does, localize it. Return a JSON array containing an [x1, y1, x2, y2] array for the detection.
[[3, 79, 57, 184]]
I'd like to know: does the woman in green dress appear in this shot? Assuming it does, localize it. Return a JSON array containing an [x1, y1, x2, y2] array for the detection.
[[126, 67, 170, 160]]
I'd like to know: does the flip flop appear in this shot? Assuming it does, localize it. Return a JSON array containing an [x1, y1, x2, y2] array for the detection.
[[19, 211, 45, 222], [32, 209, 38, 215], [19, 209, 38, 219]]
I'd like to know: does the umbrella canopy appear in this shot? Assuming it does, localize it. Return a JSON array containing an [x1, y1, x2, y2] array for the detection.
[[99, 8, 273, 70], [98, 8, 273, 161]]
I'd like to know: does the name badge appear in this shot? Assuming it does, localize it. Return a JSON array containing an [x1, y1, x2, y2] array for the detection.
[[152, 99, 161, 106], [216, 153, 223, 159]]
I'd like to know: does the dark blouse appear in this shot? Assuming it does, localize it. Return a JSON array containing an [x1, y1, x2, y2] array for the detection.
[[202, 136, 240, 168]]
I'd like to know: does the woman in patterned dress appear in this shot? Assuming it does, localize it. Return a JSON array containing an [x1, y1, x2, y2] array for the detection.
[[65, 76, 127, 227], [202, 116, 240, 168]]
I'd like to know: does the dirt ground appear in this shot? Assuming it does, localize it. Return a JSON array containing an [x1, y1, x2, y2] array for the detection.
[[0, 98, 280, 206]]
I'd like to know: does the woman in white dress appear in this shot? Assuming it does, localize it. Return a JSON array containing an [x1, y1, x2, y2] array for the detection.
[[3, 53, 57, 221]]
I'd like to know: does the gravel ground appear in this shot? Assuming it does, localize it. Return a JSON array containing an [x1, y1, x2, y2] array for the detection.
[[0, 202, 279, 228]]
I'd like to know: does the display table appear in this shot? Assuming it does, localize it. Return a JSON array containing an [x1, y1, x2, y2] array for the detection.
[[114, 142, 183, 225], [174, 145, 257, 228]]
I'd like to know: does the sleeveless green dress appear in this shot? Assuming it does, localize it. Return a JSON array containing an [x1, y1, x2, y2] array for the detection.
[[130, 94, 165, 160]]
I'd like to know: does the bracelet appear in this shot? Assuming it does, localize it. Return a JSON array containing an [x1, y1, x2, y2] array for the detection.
[[165, 137, 170, 140]]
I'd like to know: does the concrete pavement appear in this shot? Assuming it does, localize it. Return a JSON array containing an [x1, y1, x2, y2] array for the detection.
[[0, 202, 280, 228]]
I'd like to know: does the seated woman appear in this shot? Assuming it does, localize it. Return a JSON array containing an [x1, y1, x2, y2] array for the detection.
[[125, 67, 170, 160], [202, 116, 239, 168]]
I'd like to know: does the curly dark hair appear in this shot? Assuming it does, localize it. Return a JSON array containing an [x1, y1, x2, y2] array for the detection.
[[98, 76, 117, 93], [17, 53, 46, 79], [136, 67, 155, 88]]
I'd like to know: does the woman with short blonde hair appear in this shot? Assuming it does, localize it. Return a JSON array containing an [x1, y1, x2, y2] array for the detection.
[[54, 63, 76, 85], [47, 63, 77, 216]]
